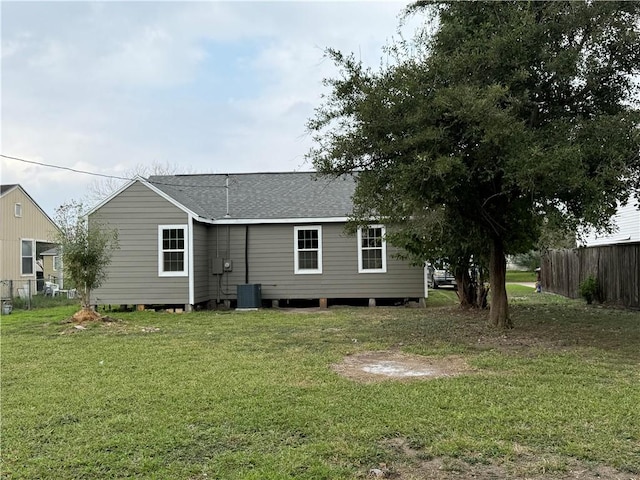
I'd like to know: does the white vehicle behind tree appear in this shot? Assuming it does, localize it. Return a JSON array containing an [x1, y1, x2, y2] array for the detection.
[[426, 264, 456, 289]]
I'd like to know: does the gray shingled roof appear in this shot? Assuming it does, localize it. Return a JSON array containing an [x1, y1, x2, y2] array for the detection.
[[147, 172, 356, 220]]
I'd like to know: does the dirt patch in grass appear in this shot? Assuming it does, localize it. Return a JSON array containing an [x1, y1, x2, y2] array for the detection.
[[59, 311, 121, 334], [332, 350, 474, 383], [375, 438, 638, 480], [69, 309, 118, 323], [280, 307, 334, 314]]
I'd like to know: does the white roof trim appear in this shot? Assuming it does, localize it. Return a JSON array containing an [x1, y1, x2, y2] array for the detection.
[[210, 216, 350, 225], [85, 178, 138, 216], [0, 184, 19, 198], [86, 177, 351, 225], [86, 176, 200, 219]]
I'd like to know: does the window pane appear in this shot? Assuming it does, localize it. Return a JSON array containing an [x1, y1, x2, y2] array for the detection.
[[22, 241, 33, 256], [163, 229, 184, 250], [362, 249, 382, 270], [163, 251, 184, 272], [298, 229, 318, 250], [22, 257, 33, 275], [362, 228, 382, 248], [298, 251, 318, 270]]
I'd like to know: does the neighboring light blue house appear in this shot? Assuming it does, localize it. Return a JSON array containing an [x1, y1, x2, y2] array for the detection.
[[580, 200, 640, 247], [87, 172, 426, 310]]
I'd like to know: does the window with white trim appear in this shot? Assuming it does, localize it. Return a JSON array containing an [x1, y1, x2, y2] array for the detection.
[[357, 225, 387, 273], [158, 225, 188, 277], [21, 239, 34, 275], [294, 226, 322, 274], [14, 203, 22, 217], [53, 255, 62, 271]]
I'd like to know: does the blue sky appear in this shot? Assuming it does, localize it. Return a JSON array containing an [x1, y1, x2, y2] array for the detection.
[[1, 1, 422, 217]]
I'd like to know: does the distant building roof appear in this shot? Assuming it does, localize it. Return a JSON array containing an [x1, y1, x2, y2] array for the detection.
[[147, 172, 356, 220], [0, 184, 19, 196]]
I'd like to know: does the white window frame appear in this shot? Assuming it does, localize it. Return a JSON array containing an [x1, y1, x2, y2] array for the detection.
[[20, 239, 35, 276], [53, 255, 62, 271], [158, 225, 189, 277], [357, 225, 387, 273], [294, 226, 322, 274], [14, 203, 22, 217]]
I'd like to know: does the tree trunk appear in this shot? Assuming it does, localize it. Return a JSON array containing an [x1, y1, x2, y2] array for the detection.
[[79, 285, 91, 311], [455, 263, 488, 309], [455, 268, 473, 308], [489, 237, 512, 328]]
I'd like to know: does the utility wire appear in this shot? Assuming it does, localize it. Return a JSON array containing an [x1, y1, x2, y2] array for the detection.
[[1, 154, 131, 181], [1, 154, 229, 189]]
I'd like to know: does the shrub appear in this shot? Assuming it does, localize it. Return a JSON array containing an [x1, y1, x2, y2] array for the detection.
[[579, 275, 599, 304]]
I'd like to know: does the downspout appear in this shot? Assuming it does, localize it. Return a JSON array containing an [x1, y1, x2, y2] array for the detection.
[[188, 215, 195, 308], [216, 226, 220, 304], [245, 225, 249, 284]]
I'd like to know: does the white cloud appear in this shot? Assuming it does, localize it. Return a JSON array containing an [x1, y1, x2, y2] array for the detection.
[[1, 1, 424, 216]]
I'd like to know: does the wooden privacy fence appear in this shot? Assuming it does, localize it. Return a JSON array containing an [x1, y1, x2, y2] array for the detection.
[[541, 243, 640, 309]]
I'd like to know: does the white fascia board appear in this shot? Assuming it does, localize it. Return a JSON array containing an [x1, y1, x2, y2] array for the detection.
[[188, 215, 195, 306], [85, 178, 139, 217], [212, 216, 349, 225], [142, 178, 202, 219], [86, 176, 200, 220], [0, 184, 19, 198]]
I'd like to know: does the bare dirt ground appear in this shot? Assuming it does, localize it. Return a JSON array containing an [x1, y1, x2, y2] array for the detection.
[[374, 438, 638, 480], [332, 350, 474, 383], [333, 351, 638, 480]]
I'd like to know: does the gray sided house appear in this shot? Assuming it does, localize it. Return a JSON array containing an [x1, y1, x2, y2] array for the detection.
[[88, 173, 425, 310]]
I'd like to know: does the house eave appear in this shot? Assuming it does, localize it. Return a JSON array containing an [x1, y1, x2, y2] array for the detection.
[[1, 184, 60, 233], [209, 216, 350, 225], [86, 176, 203, 220]]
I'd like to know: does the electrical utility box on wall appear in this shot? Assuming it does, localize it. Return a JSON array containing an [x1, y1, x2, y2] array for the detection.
[[223, 259, 233, 272], [211, 257, 224, 275]]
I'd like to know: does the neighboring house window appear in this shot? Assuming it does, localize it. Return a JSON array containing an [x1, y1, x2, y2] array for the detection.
[[158, 225, 188, 277], [21, 239, 34, 275], [53, 256, 62, 271], [14, 203, 22, 217], [294, 226, 322, 274], [357, 225, 387, 273]]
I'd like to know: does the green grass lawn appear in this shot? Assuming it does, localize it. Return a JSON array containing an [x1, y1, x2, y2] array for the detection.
[[2, 292, 639, 479], [506, 270, 537, 283]]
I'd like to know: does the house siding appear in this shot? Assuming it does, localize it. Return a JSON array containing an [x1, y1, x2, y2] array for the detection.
[[193, 221, 210, 304], [582, 201, 640, 246], [41, 254, 62, 285], [208, 223, 424, 301], [90, 181, 190, 305], [88, 179, 425, 307], [0, 186, 58, 293]]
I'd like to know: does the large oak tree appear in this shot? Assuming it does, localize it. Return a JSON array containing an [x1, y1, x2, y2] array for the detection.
[[307, 1, 640, 328]]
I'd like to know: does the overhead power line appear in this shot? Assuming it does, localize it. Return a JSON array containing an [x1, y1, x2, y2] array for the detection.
[[0, 154, 228, 189], [1, 154, 131, 181]]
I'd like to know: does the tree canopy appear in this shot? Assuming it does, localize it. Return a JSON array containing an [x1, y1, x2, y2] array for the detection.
[[307, 1, 640, 328]]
